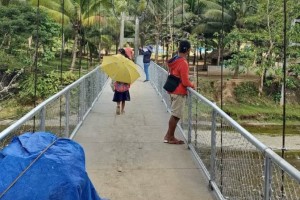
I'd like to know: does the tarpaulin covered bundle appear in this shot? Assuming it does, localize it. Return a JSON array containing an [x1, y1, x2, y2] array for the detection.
[[0, 132, 102, 200]]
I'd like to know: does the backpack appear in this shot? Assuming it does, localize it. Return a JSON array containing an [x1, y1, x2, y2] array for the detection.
[[114, 82, 130, 92]]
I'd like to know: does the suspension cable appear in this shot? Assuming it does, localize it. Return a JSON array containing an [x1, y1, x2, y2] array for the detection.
[[87, 0, 90, 70], [282, 0, 287, 161], [98, 0, 102, 63], [59, 0, 65, 135], [181, 0, 184, 25], [220, 0, 225, 191], [172, 0, 174, 52], [33, 0, 40, 133], [60, 1, 64, 87], [281, 0, 287, 197], [78, 0, 83, 78]]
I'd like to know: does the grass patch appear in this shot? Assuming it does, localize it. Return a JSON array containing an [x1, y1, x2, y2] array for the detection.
[[0, 55, 99, 122], [223, 103, 300, 124], [0, 99, 32, 120], [43, 56, 95, 72], [243, 124, 300, 136]]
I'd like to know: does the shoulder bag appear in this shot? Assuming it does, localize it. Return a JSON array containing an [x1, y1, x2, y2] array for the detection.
[[163, 74, 180, 92]]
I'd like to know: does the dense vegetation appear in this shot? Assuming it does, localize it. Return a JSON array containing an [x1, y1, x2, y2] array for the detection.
[[0, 0, 299, 125]]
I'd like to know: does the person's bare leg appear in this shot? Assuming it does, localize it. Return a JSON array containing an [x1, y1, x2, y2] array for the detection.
[[121, 101, 125, 113], [164, 115, 179, 141], [116, 102, 121, 115]]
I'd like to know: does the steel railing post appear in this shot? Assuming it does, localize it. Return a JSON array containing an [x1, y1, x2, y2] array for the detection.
[[264, 155, 272, 200], [64, 91, 70, 137], [39, 107, 46, 131], [79, 80, 85, 121], [210, 109, 217, 186], [187, 91, 192, 145]]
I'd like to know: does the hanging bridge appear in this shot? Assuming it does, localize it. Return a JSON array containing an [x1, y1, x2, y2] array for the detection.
[[0, 56, 299, 200]]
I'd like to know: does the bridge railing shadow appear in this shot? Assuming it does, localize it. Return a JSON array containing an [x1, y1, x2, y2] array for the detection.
[[139, 56, 300, 200]]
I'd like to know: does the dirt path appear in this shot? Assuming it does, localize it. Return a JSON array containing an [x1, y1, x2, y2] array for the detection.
[[254, 135, 300, 150]]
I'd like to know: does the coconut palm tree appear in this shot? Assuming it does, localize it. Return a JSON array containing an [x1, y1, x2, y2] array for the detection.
[[222, 0, 258, 77], [194, 1, 233, 34], [139, 0, 186, 62], [27, 0, 108, 71], [187, 0, 234, 65]]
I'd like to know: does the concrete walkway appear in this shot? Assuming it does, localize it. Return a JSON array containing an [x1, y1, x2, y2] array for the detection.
[[74, 69, 214, 200]]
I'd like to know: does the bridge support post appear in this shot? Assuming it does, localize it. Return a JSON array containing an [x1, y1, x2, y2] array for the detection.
[[210, 109, 217, 185], [79, 80, 85, 122], [264, 156, 272, 199], [39, 107, 46, 131], [187, 92, 192, 145], [64, 91, 70, 137]]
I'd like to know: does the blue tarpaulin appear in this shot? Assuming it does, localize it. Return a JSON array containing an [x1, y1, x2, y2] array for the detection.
[[0, 132, 103, 200]]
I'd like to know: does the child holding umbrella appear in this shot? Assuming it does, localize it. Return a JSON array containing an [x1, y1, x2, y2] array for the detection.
[[112, 48, 131, 115]]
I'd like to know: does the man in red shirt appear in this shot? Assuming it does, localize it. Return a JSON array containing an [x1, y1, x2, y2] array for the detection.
[[164, 40, 195, 144]]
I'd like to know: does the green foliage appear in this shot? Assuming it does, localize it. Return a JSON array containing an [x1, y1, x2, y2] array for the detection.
[[290, 21, 300, 45], [289, 63, 300, 77], [234, 82, 258, 103], [224, 103, 300, 123], [224, 44, 256, 73], [0, 4, 36, 54], [0, 3, 60, 70], [0, 50, 23, 69], [286, 77, 299, 89], [18, 71, 77, 104]]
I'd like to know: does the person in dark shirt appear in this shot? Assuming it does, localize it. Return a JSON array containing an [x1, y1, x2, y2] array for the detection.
[[141, 45, 153, 82]]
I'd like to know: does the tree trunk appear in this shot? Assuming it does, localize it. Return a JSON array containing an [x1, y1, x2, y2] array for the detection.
[[155, 34, 159, 63], [0, 33, 10, 48], [217, 37, 221, 66], [258, 68, 265, 97], [0, 69, 23, 96], [70, 33, 79, 71], [98, 43, 101, 64], [217, 48, 221, 66], [233, 41, 241, 78]]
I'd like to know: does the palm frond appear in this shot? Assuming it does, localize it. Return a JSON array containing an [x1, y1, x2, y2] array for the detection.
[[203, 9, 233, 22], [28, 0, 60, 11], [82, 15, 105, 26], [39, 6, 70, 24]]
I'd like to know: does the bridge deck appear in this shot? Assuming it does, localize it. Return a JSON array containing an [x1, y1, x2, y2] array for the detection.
[[74, 71, 214, 200]]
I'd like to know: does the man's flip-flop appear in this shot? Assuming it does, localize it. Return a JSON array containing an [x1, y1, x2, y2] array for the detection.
[[167, 140, 184, 144]]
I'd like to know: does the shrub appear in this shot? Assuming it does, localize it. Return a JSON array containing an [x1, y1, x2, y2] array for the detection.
[[234, 82, 258, 103], [18, 71, 77, 104]]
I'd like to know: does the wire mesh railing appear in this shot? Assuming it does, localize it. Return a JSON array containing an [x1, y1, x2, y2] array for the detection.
[[144, 58, 300, 200], [1, 56, 299, 199], [0, 67, 107, 149]]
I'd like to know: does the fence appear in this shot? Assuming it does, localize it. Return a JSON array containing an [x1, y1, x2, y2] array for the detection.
[[0, 67, 107, 149], [142, 58, 300, 200], [2, 57, 300, 199]]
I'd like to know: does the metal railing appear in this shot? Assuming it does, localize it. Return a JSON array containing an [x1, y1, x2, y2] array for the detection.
[[1, 56, 299, 199], [141, 57, 300, 200], [0, 67, 107, 148]]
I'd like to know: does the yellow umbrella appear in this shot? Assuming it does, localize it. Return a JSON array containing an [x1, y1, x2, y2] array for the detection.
[[101, 54, 140, 84]]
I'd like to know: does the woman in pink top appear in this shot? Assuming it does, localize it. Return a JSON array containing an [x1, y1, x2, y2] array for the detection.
[[124, 47, 134, 60]]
